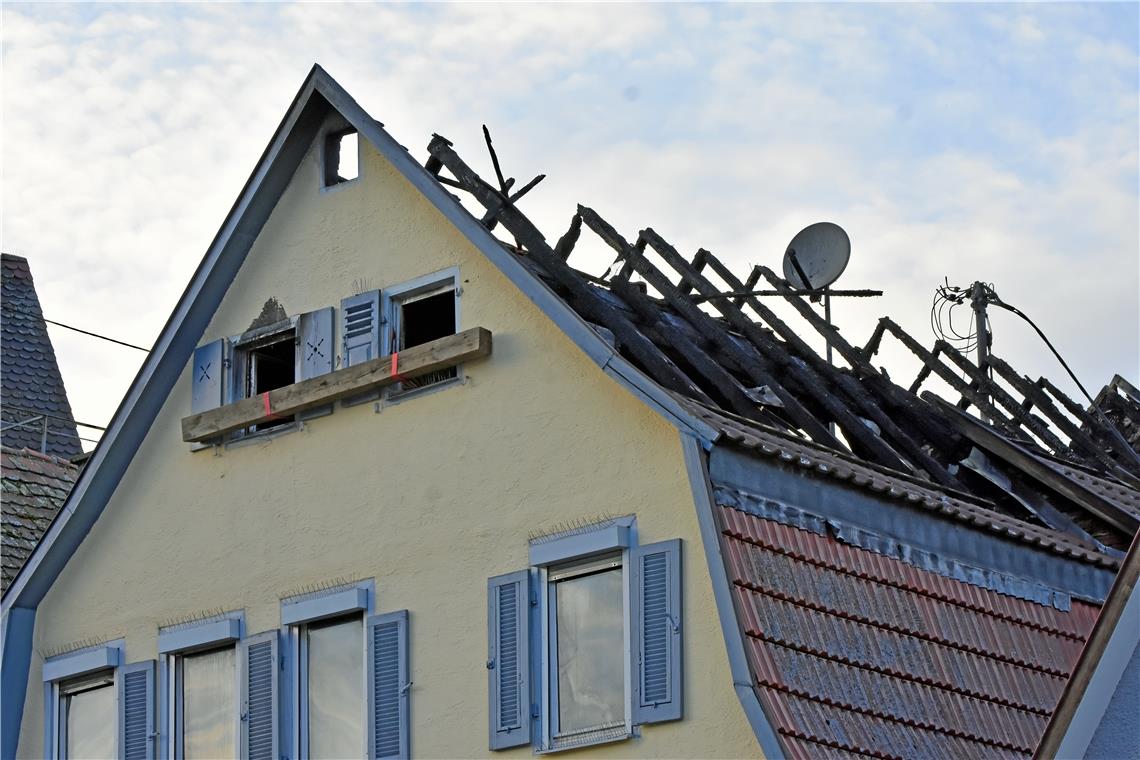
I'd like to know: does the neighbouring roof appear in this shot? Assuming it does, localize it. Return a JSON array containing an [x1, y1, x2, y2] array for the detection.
[[1, 254, 82, 459], [720, 505, 1100, 760], [1, 447, 79, 593]]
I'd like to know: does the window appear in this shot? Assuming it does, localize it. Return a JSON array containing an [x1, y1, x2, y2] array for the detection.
[[323, 128, 359, 187], [158, 613, 242, 759], [58, 672, 116, 759], [548, 555, 627, 746], [174, 647, 238, 757], [232, 323, 298, 432], [43, 643, 155, 760], [488, 520, 683, 753], [384, 269, 460, 395], [282, 582, 410, 759]]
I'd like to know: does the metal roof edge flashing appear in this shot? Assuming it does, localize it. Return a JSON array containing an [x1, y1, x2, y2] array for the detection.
[[716, 484, 1078, 609], [709, 447, 1117, 604], [681, 433, 787, 758]]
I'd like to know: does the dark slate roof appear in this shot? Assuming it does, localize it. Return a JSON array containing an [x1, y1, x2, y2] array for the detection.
[[1, 446, 78, 592], [1, 254, 82, 458], [721, 506, 1101, 759]]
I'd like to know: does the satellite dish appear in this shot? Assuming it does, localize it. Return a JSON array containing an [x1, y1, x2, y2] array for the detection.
[[782, 222, 851, 290]]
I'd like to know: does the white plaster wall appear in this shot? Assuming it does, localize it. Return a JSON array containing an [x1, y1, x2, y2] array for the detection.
[[20, 129, 758, 758]]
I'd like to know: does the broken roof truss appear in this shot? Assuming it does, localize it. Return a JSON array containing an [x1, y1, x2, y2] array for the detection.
[[423, 130, 1140, 554]]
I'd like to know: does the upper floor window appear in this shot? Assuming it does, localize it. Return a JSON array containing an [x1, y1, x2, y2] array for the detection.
[[383, 268, 460, 395], [177, 646, 237, 757], [43, 641, 155, 760], [487, 518, 683, 753], [58, 672, 115, 759], [304, 614, 365, 757]]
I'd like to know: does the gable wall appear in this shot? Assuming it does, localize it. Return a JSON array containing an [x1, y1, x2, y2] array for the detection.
[[19, 126, 757, 757]]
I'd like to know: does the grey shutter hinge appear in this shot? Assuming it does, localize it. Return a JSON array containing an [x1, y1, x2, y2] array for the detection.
[[666, 613, 680, 634], [486, 658, 495, 669], [280, 654, 285, 670], [531, 703, 539, 719]]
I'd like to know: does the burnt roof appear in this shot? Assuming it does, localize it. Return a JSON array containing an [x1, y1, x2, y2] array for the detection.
[[1, 254, 82, 458], [423, 132, 1140, 555]]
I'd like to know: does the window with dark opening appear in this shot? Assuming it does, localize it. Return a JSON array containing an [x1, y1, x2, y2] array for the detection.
[[394, 286, 457, 392], [245, 336, 296, 430], [323, 129, 359, 187]]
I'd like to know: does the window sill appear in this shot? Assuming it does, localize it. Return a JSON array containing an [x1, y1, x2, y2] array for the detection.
[[382, 371, 465, 406], [537, 725, 635, 754]]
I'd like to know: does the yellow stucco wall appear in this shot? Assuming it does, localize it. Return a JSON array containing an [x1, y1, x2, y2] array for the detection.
[[19, 125, 758, 758]]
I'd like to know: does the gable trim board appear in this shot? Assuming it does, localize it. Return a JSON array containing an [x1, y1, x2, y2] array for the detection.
[[1036, 534, 1140, 758], [682, 433, 787, 760], [0, 65, 715, 756]]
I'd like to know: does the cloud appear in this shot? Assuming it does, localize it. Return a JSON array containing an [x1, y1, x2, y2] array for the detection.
[[1, 2, 1136, 447]]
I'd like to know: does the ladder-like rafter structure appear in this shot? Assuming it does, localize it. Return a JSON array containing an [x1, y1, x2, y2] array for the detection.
[[422, 130, 1140, 552]]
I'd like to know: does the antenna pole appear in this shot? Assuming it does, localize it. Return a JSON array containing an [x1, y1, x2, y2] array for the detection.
[[824, 289, 834, 367], [971, 281, 991, 421]]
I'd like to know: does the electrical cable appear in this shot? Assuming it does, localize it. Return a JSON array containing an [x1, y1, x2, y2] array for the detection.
[[41, 317, 149, 352]]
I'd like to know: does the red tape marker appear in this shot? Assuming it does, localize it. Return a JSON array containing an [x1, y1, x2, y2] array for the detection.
[[262, 391, 281, 421], [391, 352, 406, 383]]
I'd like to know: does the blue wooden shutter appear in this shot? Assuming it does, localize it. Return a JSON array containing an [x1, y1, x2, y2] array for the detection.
[[298, 306, 335, 420], [368, 610, 409, 760], [191, 339, 226, 413], [487, 570, 530, 750], [240, 631, 279, 760], [341, 290, 381, 405], [119, 660, 155, 760], [634, 539, 683, 724]]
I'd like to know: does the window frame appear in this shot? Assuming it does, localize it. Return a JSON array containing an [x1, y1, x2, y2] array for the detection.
[[226, 317, 301, 439], [381, 267, 462, 401], [43, 641, 124, 759], [530, 517, 638, 753], [281, 580, 374, 760], [158, 614, 243, 760], [541, 553, 633, 750]]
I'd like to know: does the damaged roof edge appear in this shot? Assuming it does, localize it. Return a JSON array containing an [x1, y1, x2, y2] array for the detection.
[[0, 65, 718, 756], [681, 432, 787, 759]]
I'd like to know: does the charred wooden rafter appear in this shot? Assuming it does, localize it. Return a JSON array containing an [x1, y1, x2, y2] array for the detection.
[[427, 136, 715, 406]]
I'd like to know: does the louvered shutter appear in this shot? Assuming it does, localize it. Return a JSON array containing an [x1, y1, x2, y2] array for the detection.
[[634, 539, 683, 724], [297, 306, 335, 420], [240, 631, 279, 760], [368, 610, 409, 760], [119, 660, 155, 760], [487, 570, 530, 750], [341, 290, 382, 405]]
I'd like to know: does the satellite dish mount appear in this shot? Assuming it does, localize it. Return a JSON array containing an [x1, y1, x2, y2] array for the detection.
[[782, 222, 853, 366]]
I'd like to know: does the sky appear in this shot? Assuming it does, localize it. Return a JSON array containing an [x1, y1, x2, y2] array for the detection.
[[2, 3, 1137, 449]]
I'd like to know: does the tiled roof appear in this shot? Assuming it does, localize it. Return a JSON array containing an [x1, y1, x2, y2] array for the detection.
[[1, 446, 79, 592], [679, 393, 1120, 571], [1, 254, 82, 458], [720, 503, 1101, 759]]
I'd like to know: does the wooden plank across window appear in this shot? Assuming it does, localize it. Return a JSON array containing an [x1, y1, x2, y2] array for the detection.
[[182, 327, 492, 443]]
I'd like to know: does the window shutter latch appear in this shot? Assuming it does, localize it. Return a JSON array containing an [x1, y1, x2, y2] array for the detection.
[[400, 681, 413, 695]]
